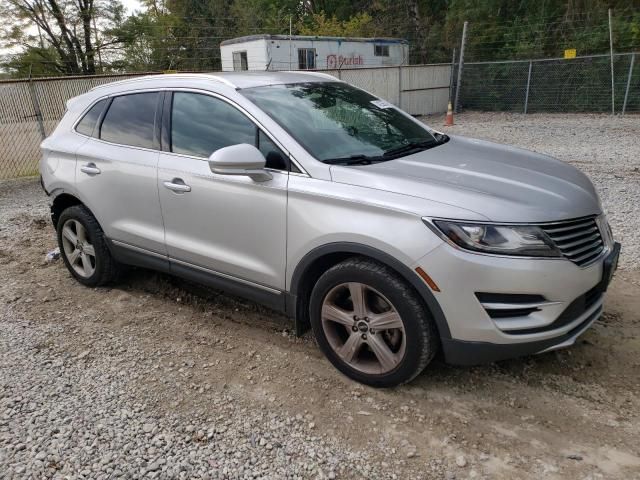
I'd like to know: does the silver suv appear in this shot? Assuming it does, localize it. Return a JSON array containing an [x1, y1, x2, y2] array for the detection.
[[41, 72, 620, 387]]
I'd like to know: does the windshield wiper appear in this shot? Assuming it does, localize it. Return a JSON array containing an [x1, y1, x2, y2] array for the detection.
[[322, 154, 384, 166], [383, 139, 438, 158], [322, 134, 449, 165]]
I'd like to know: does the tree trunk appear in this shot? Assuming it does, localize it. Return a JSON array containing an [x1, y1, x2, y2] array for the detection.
[[45, 0, 83, 73], [80, 0, 96, 74]]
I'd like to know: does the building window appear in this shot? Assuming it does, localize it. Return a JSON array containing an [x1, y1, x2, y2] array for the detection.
[[298, 48, 316, 70], [233, 51, 248, 71], [374, 44, 390, 57]]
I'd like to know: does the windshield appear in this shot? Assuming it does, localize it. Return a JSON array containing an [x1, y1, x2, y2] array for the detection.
[[241, 82, 441, 164]]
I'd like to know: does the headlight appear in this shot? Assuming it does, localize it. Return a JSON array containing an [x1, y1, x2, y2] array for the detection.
[[427, 219, 562, 257]]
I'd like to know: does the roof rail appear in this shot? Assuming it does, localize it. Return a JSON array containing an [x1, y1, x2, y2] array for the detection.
[[289, 71, 341, 81], [89, 73, 238, 92]]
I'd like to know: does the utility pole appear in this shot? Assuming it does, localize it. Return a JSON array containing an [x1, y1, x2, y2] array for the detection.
[[454, 21, 468, 114], [608, 8, 615, 115]]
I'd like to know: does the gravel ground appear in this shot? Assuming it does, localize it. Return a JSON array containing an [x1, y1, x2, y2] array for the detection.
[[1, 113, 640, 479]]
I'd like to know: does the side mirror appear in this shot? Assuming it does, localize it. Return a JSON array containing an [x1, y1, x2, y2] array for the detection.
[[208, 144, 272, 182]]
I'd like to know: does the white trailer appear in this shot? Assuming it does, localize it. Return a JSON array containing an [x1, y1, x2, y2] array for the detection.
[[220, 35, 409, 71]]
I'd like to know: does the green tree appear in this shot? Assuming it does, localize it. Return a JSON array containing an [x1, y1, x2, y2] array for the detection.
[[297, 11, 375, 37], [1, 45, 62, 76], [0, 0, 127, 75]]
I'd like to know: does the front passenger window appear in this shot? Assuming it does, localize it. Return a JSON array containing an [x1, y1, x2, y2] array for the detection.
[[171, 92, 255, 158]]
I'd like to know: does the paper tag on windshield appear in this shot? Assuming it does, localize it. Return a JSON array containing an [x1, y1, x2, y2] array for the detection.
[[371, 99, 394, 109]]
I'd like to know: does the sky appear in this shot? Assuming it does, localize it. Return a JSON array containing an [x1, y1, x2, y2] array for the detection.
[[122, 0, 143, 14]]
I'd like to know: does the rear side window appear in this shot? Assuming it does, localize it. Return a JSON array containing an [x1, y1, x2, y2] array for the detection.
[[171, 92, 255, 158], [75, 99, 107, 137], [100, 93, 159, 149]]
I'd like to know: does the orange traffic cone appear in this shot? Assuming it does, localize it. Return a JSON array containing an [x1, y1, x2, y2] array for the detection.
[[445, 101, 454, 126]]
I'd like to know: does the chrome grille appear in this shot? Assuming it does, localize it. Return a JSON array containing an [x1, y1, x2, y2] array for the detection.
[[541, 217, 604, 267]]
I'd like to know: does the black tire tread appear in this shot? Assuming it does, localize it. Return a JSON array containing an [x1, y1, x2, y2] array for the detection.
[[57, 205, 120, 287], [310, 256, 439, 387]]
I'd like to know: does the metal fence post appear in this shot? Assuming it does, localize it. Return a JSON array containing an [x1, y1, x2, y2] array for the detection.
[[449, 47, 456, 103], [608, 8, 615, 115], [398, 66, 403, 108], [27, 65, 46, 140], [622, 53, 635, 115], [454, 21, 468, 113], [523, 61, 533, 114]]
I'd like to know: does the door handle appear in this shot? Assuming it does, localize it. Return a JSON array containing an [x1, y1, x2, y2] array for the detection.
[[163, 179, 191, 193], [80, 163, 101, 175]]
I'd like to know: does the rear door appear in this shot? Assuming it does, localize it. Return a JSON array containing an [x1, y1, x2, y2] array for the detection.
[[74, 91, 166, 254], [157, 91, 289, 290]]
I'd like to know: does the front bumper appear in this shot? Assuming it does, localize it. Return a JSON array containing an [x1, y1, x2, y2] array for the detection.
[[441, 305, 600, 365], [415, 240, 620, 365]]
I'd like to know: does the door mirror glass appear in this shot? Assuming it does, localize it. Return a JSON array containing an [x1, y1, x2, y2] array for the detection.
[[208, 144, 272, 182]]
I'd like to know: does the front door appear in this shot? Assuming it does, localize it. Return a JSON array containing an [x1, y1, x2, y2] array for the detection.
[[157, 91, 289, 290]]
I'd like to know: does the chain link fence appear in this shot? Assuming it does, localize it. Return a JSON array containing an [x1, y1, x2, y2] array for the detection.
[[0, 73, 155, 179], [455, 52, 639, 113]]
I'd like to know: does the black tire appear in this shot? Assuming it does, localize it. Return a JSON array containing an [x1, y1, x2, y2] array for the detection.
[[309, 257, 439, 388], [56, 205, 120, 287]]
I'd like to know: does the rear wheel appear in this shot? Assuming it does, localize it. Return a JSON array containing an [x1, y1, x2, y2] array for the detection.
[[309, 257, 438, 387], [57, 205, 120, 287]]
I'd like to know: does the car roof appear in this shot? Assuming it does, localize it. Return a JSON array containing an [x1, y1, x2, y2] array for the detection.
[[89, 71, 340, 93]]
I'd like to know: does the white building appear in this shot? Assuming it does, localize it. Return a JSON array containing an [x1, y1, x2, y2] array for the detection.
[[220, 35, 409, 71]]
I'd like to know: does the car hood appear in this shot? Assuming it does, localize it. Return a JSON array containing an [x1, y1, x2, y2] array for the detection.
[[329, 135, 601, 223]]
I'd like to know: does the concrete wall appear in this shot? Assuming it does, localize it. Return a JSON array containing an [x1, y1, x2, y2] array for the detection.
[[325, 64, 452, 115]]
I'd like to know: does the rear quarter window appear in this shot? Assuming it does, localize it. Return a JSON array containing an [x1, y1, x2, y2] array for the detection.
[[75, 99, 107, 137]]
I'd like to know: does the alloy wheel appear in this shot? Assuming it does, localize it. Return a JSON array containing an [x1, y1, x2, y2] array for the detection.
[[60, 219, 96, 278], [320, 282, 406, 375]]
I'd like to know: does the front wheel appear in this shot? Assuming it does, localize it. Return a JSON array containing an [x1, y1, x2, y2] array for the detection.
[[309, 257, 438, 387]]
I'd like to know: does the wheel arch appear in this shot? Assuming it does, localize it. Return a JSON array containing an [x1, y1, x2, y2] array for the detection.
[[51, 192, 88, 229], [288, 242, 451, 340]]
